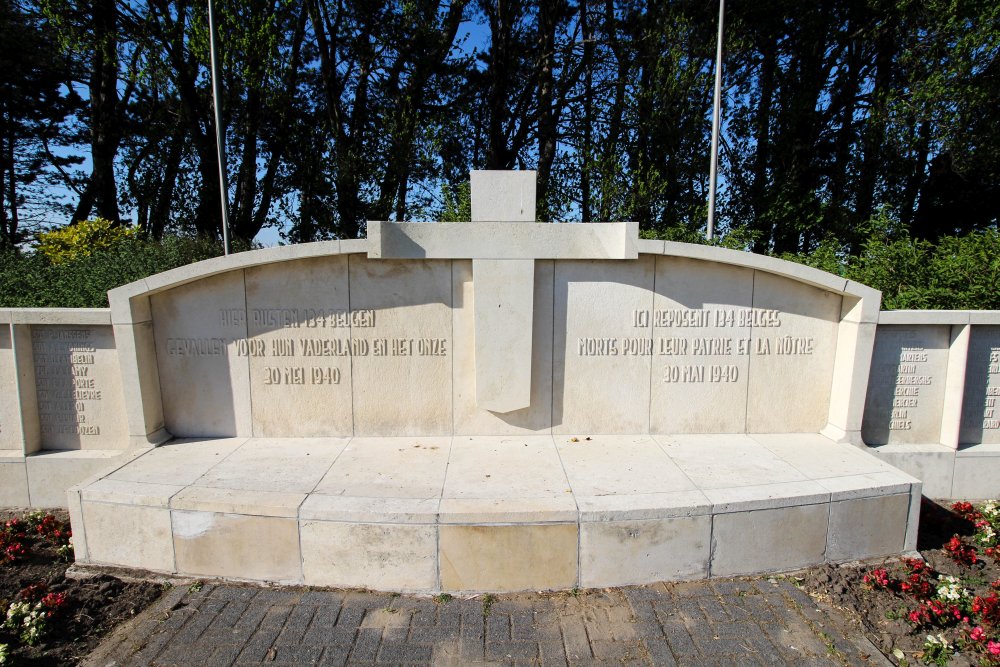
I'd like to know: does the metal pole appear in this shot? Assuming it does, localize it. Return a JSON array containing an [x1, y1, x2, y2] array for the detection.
[[208, 0, 231, 255], [706, 0, 725, 242]]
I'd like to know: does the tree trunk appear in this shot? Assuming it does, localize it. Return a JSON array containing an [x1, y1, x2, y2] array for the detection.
[[76, 0, 121, 225], [535, 0, 558, 221]]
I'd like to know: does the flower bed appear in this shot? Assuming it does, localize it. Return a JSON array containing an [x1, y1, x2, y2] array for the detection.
[[0, 510, 163, 665], [804, 499, 1000, 667]]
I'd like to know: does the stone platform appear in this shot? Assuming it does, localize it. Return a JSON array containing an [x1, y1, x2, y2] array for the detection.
[[69, 434, 920, 593]]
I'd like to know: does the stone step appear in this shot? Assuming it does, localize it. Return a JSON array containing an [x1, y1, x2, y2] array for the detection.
[[70, 434, 920, 593]]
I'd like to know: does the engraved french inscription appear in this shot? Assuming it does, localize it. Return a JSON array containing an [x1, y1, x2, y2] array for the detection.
[[649, 258, 754, 433]]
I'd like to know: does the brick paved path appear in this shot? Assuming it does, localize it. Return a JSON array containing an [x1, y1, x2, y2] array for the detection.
[[84, 577, 890, 667]]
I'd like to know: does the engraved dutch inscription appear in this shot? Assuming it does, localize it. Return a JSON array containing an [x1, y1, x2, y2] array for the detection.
[[30, 325, 126, 449], [246, 256, 357, 436]]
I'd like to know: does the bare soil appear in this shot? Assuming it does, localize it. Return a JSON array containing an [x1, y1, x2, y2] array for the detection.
[[801, 499, 1000, 666], [0, 510, 164, 666]]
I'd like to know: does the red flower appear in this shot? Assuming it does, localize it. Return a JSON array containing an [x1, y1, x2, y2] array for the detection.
[[41, 591, 68, 616], [971, 626, 986, 641], [945, 535, 979, 565], [18, 581, 48, 601]]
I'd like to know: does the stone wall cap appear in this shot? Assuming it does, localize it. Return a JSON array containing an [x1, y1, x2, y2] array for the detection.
[[0, 308, 111, 325]]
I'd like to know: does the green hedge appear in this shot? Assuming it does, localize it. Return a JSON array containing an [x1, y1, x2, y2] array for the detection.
[[1, 230, 997, 310], [780, 229, 1000, 310], [0, 237, 239, 308]]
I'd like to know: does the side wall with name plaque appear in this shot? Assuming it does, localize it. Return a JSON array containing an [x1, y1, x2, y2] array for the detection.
[[0, 326, 19, 450], [863, 325, 949, 445], [961, 326, 1000, 445], [30, 325, 127, 450]]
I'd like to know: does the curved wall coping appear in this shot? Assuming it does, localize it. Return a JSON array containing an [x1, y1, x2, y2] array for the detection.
[[107, 232, 881, 324]]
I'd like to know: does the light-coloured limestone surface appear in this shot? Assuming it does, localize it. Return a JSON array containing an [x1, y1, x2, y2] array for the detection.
[[439, 524, 579, 592], [746, 272, 841, 432], [650, 257, 753, 433], [442, 436, 570, 502], [826, 494, 910, 561], [301, 521, 437, 591], [579, 515, 711, 587], [25, 449, 125, 507], [313, 436, 450, 498], [82, 502, 174, 571], [864, 325, 950, 445], [711, 503, 830, 576], [0, 326, 20, 450], [151, 271, 252, 437], [960, 326, 1000, 444], [172, 511, 301, 583], [0, 456, 29, 506], [369, 221, 639, 260], [472, 258, 535, 412], [552, 257, 656, 434], [30, 325, 128, 450], [555, 434, 695, 496], [245, 257, 354, 437], [869, 444, 956, 499], [68, 433, 921, 591], [193, 437, 347, 493], [656, 435, 808, 489], [347, 257, 453, 435], [452, 260, 554, 433], [106, 437, 246, 485], [953, 445, 1000, 499], [471, 170, 536, 222]]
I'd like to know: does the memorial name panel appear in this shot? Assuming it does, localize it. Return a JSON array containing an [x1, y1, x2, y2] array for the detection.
[[862, 325, 948, 445], [245, 256, 355, 437], [553, 257, 655, 434], [348, 258, 453, 436], [151, 271, 252, 437], [31, 325, 127, 449], [0, 327, 19, 450], [452, 260, 554, 434], [960, 326, 1000, 445], [650, 257, 753, 433]]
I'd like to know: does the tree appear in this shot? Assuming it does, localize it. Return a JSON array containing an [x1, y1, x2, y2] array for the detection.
[[0, 0, 80, 246]]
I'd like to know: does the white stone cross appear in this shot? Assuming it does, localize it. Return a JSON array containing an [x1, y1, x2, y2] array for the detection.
[[368, 171, 638, 413]]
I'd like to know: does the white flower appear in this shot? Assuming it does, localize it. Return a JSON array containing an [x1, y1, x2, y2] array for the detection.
[[936, 575, 970, 602]]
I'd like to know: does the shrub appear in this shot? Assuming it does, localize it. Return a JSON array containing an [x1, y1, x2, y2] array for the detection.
[[35, 218, 141, 264], [0, 236, 241, 308]]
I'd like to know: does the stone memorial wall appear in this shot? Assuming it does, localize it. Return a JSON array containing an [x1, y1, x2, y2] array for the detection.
[[120, 248, 865, 441], [961, 326, 1000, 444], [0, 311, 131, 507], [31, 325, 127, 448], [0, 325, 18, 451], [0, 173, 998, 508]]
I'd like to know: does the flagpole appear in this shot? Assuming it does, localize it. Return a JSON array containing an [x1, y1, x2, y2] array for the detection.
[[707, 0, 725, 242], [208, 0, 231, 255]]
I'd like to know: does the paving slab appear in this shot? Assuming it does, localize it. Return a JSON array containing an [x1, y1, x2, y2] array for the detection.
[[83, 576, 891, 667]]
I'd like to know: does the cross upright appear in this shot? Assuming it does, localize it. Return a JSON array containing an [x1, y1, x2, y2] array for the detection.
[[368, 170, 638, 413]]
